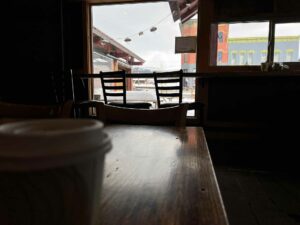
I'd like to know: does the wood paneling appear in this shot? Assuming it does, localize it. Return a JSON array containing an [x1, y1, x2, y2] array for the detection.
[[214, 0, 300, 21]]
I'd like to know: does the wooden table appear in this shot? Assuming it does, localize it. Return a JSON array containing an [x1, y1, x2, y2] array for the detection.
[[98, 125, 229, 225]]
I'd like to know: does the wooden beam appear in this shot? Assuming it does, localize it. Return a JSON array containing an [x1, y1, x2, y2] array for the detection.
[[197, 0, 215, 72]]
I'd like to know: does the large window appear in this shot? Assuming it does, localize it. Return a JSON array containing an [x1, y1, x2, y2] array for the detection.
[[91, 2, 197, 116], [216, 22, 269, 66], [274, 23, 300, 63], [214, 21, 300, 68]]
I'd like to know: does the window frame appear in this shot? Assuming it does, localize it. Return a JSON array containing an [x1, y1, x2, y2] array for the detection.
[[208, 20, 300, 72], [83, 1, 202, 126], [271, 21, 300, 69]]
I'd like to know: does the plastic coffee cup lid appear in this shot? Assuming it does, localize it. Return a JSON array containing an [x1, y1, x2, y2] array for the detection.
[[0, 119, 111, 171]]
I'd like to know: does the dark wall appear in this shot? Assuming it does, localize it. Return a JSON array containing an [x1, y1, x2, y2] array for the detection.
[[1, 0, 84, 104], [7, 0, 63, 71], [214, 0, 300, 21], [63, 0, 85, 71], [202, 74, 300, 171], [206, 76, 300, 123]]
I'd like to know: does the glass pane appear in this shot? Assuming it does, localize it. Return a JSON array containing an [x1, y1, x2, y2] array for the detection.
[[216, 22, 269, 66], [274, 23, 300, 63], [92, 2, 197, 116]]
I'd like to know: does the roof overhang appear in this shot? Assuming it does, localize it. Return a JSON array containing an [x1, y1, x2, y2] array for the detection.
[[93, 27, 145, 65], [87, 0, 197, 24], [169, 0, 198, 24]]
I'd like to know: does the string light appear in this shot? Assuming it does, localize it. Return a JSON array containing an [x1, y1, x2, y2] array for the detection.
[[117, 13, 172, 42], [124, 37, 131, 42], [150, 27, 157, 32]]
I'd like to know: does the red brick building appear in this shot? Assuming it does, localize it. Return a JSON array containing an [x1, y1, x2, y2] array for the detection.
[[179, 19, 197, 72], [180, 21, 229, 69], [217, 24, 229, 65]]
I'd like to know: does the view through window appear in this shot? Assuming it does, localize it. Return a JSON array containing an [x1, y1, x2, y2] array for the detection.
[[216, 22, 269, 66], [91, 2, 197, 115], [215, 22, 300, 66], [274, 23, 300, 63]]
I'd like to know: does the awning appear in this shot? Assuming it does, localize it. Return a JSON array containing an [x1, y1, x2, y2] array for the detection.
[[93, 27, 145, 66], [169, 0, 198, 23]]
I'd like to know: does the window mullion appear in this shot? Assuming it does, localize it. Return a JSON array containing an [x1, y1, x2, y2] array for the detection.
[[267, 21, 275, 63]]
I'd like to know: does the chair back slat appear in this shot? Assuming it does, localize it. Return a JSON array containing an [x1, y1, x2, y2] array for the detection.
[[102, 79, 124, 83], [158, 93, 181, 97], [104, 93, 124, 97], [154, 70, 183, 108], [101, 71, 127, 78], [155, 78, 181, 83]]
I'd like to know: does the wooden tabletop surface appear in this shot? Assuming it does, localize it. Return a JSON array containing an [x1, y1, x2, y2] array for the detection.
[[98, 125, 229, 225]]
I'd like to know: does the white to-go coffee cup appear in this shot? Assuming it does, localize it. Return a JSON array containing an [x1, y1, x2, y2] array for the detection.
[[0, 119, 111, 225]]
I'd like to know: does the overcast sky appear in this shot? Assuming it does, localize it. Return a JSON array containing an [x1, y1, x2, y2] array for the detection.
[[229, 22, 300, 37], [93, 2, 181, 70], [92, 2, 300, 70]]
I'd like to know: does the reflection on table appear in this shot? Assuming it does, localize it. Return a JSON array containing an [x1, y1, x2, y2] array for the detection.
[[97, 125, 229, 225]]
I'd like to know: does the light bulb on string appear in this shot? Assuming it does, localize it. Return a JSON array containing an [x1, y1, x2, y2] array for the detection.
[[150, 26, 157, 32], [124, 37, 131, 42], [116, 13, 171, 42]]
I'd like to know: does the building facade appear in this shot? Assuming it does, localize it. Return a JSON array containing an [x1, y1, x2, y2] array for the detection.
[[181, 20, 300, 67], [216, 24, 229, 64], [92, 27, 145, 91], [228, 36, 300, 65], [179, 19, 197, 73]]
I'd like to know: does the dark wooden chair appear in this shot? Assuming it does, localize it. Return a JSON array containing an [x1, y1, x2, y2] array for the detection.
[[96, 102, 188, 127], [100, 70, 152, 109], [154, 69, 183, 108], [154, 69, 205, 125], [69, 69, 101, 119]]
